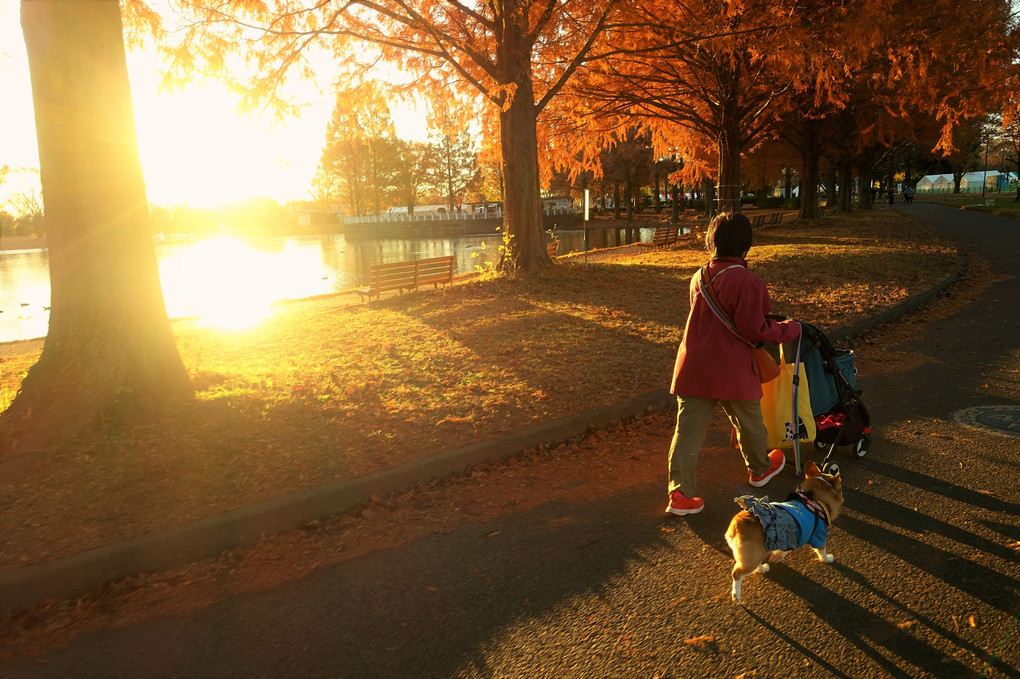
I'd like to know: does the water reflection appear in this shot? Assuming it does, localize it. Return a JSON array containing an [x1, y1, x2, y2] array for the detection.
[[0, 225, 654, 343]]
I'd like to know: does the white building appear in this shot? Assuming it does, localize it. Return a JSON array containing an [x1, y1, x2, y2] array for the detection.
[[917, 171, 1018, 194], [916, 174, 953, 193]]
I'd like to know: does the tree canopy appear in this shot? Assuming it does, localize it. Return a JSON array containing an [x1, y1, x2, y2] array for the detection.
[[151, 0, 622, 273]]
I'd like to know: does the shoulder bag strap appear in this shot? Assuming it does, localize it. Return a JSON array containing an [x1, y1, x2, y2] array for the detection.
[[695, 265, 758, 348]]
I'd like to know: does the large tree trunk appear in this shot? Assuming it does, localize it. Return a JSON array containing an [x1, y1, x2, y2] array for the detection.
[[496, 50, 549, 274], [799, 118, 819, 219], [717, 119, 742, 213], [3, 1, 192, 454]]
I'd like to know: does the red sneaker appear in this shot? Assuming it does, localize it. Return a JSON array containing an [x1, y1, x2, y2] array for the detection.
[[666, 490, 704, 516], [749, 449, 786, 487]]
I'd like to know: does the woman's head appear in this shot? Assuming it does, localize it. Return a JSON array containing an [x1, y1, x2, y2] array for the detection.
[[705, 212, 753, 259]]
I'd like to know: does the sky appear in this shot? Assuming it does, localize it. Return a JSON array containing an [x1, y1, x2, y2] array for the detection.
[[0, 2, 427, 210]]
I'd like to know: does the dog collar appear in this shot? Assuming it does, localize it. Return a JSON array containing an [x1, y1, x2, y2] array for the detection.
[[795, 492, 831, 526]]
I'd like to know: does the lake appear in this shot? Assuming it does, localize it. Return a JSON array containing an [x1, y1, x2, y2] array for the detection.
[[0, 226, 653, 344]]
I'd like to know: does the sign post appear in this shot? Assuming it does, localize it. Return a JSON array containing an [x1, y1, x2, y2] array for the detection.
[[584, 189, 590, 270]]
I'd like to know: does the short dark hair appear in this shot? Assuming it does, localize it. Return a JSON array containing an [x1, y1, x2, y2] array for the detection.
[[705, 212, 753, 258]]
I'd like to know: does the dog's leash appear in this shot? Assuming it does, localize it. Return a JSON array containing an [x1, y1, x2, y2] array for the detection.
[[790, 331, 804, 473]]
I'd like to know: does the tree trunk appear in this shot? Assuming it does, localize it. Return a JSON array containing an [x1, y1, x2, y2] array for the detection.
[[823, 168, 837, 210], [717, 120, 742, 213], [783, 168, 793, 208], [903, 149, 913, 191], [670, 184, 680, 223], [858, 164, 875, 210], [799, 118, 819, 219], [837, 160, 853, 213], [702, 179, 715, 219], [496, 43, 548, 274], [625, 178, 634, 221], [4, 1, 192, 454]]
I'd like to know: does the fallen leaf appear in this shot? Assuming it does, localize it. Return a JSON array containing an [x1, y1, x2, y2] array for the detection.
[[685, 635, 716, 647]]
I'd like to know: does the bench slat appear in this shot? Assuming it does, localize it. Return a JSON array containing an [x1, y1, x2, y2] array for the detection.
[[359, 255, 456, 301], [636, 226, 679, 250]]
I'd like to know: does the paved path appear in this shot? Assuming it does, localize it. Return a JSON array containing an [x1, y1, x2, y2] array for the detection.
[[3, 204, 1019, 678]]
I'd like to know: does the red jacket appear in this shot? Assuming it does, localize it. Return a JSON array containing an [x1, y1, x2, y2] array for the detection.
[[670, 257, 801, 400]]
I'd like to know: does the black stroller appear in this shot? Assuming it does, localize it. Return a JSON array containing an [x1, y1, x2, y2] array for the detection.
[[797, 321, 872, 475], [731, 319, 872, 475]]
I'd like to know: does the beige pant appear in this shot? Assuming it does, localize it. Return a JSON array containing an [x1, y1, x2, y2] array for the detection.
[[667, 396, 771, 497]]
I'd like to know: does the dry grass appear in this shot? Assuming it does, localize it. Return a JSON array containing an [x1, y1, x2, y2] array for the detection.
[[0, 211, 959, 569]]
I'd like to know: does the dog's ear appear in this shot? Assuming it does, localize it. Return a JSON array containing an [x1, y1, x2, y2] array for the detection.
[[805, 461, 821, 477]]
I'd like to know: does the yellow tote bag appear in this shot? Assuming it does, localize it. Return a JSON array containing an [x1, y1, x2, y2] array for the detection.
[[760, 343, 816, 450]]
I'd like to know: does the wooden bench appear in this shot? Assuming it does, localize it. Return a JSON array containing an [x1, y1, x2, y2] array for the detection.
[[750, 215, 767, 228], [768, 212, 784, 225], [636, 225, 679, 250], [358, 255, 455, 301]]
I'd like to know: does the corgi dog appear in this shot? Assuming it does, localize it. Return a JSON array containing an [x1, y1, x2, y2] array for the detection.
[[724, 461, 843, 603]]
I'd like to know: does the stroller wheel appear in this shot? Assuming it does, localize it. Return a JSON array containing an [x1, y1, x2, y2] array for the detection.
[[854, 433, 870, 459], [821, 462, 840, 475]]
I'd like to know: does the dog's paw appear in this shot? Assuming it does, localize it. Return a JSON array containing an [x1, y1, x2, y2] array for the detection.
[[813, 547, 834, 563], [822, 553, 834, 564], [757, 563, 770, 574]]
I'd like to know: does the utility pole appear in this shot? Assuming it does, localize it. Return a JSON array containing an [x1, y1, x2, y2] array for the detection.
[[982, 136, 989, 199]]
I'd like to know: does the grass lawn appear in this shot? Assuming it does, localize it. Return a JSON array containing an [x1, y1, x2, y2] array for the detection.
[[914, 192, 1020, 218], [0, 210, 960, 569]]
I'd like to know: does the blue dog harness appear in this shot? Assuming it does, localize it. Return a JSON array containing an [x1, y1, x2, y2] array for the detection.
[[735, 492, 831, 551]]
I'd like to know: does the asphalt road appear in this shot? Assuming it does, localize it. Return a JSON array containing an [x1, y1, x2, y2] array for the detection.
[[4, 203, 1019, 678]]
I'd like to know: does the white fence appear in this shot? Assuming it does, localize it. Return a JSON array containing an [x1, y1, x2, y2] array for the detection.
[[344, 206, 576, 225]]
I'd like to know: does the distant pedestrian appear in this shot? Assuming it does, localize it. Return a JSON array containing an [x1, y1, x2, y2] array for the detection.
[[887, 188, 895, 206], [904, 186, 914, 205], [665, 212, 801, 516]]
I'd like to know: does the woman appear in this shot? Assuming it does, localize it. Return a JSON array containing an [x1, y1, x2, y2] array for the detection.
[[666, 212, 801, 516]]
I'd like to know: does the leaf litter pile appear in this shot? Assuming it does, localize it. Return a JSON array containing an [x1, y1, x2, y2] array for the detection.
[[0, 212, 959, 570]]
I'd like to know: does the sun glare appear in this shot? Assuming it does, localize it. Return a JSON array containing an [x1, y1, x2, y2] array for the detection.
[[1, 5, 429, 209], [159, 237, 275, 330], [157, 237, 339, 331]]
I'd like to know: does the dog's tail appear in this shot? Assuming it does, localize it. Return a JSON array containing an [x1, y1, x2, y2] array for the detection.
[[724, 517, 740, 555]]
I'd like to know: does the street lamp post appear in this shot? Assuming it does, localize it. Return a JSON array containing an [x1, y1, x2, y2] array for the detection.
[[982, 140, 989, 199]]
